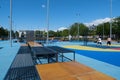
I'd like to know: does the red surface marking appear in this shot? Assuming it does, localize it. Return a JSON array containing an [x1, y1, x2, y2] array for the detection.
[[111, 48, 120, 50]]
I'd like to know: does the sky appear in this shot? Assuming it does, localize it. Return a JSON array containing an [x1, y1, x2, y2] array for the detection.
[[0, 0, 120, 31]]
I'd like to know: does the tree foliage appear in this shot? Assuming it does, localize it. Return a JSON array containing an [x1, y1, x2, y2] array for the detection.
[[94, 16, 120, 40], [1, 16, 120, 40], [70, 23, 88, 36], [0, 25, 19, 40], [0, 26, 9, 39]]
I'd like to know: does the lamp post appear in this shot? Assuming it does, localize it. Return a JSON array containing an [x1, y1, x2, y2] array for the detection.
[[76, 13, 80, 41], [10, 0, 12, 47], [68, 26, 70, 37], [78, 23, 79, 41], [110, 0, 112, 38], [103, 23, 104, 40], [46, 0, 49, 45], [68, 26, 71, 41]]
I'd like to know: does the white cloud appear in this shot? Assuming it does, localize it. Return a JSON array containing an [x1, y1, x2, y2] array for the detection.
[[85, 18, 111, 27], [58, 27, 67, 31]]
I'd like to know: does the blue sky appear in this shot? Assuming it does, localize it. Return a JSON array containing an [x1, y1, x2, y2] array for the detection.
[[0, 0, 120, 31]]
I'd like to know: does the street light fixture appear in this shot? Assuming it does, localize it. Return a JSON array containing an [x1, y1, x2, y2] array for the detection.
[[68, 26, 70, 37], [10, 0, 12, 47], [103, 23, 104, 40], [110, 0, 112, 38], [77, 23, 79, 41], [76, 13, 80, 41], [46, 0, 49, 45]]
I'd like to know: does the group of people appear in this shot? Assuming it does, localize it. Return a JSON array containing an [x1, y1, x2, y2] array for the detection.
[[96, 37, 111, 46]]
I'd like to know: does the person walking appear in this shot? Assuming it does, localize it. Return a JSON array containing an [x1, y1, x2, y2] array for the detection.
[[97, 37, 102, 46], [107, 37, 111, 46]]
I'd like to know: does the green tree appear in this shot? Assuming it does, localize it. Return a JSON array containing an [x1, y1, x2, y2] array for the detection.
[[79, 23, 89, 36], [0, 27, 5, 37], [62, 29, 69, 37], [49, 30, 56, 37], [113, 16, 120, 40], [15, 31, 19, 38], [70, 23, 88, 36], [0, 27, 9, 39], [56, 30, 62, 37], [95, 22, 110, 38], [70, 23, 78, 36]]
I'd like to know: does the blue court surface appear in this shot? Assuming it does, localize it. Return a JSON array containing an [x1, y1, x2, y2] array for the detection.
[[51, 41, 120, 80], [0, 41, 20, 80], [75, 49, 120, 67], [1, 41, 120, 80], [64, 51, 120, 80]]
